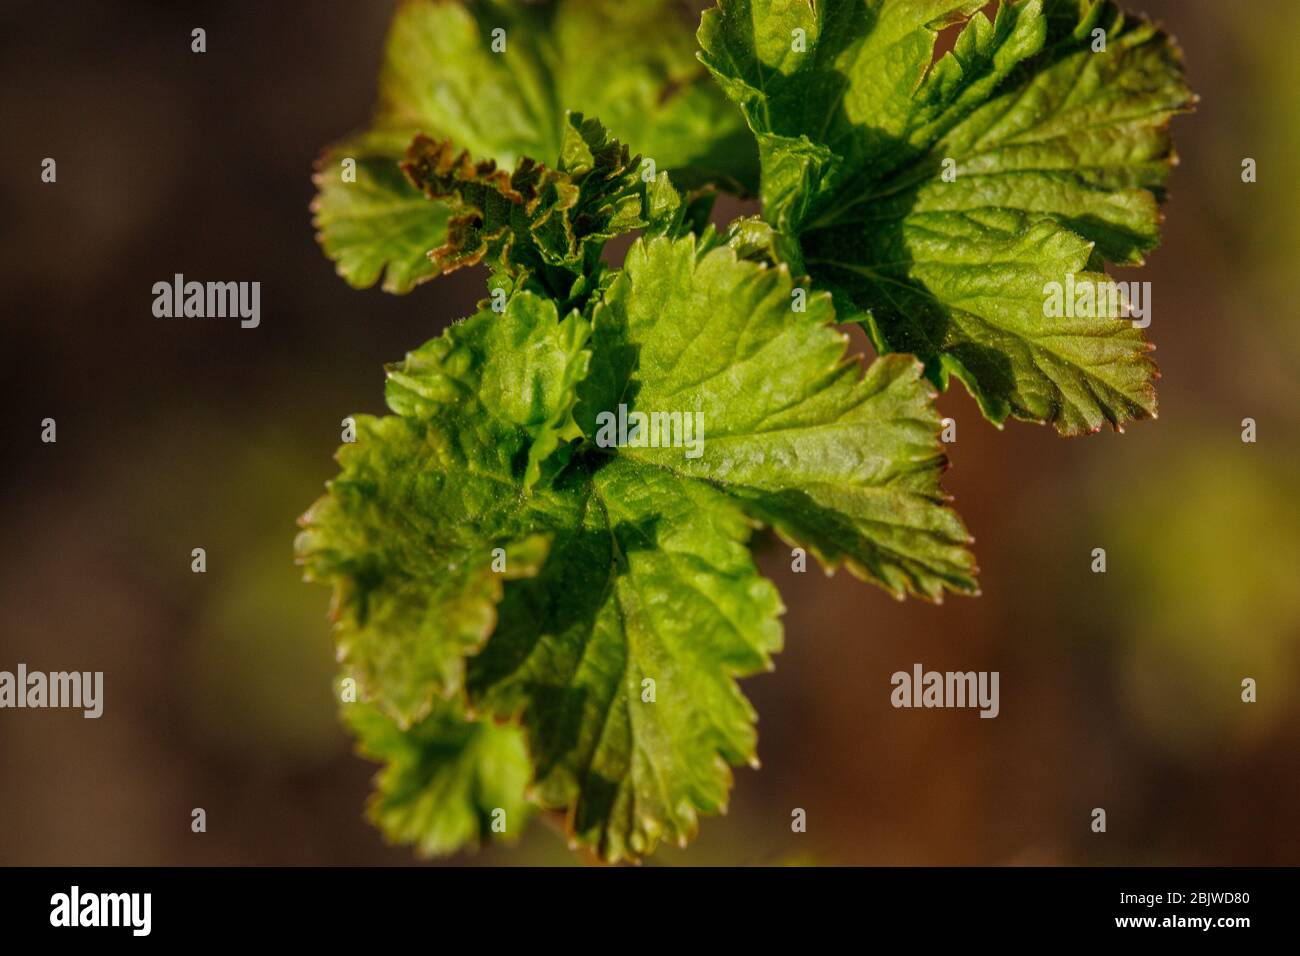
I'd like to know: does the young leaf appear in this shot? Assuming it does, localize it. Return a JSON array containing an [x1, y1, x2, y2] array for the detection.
[[313, 0, 757, 293], [300, 233, 976, 860], [401, 114, 689, 306], [468, 456, 786, 862], [295, 292, 590, 725], [346, 698, 534, 857], [698, 0, 1193, 433], [471, 236, 976, 860], [385, 287, 593, 487], [313, 131, 453, 294], [574, 235, 978, 599]]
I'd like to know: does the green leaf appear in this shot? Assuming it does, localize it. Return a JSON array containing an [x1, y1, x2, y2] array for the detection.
[[346, 697, 533, 856], [295, 413, 550, 727], [468, 456, 785, 861], [295, 292, 591, 725], [698, 0, 1192, 432], [575, 234, 978, 600], [300, 233, 975, 860], [311, 130, 453, 293], [385, 288, 593, 487], [314, 0, 757, 293]]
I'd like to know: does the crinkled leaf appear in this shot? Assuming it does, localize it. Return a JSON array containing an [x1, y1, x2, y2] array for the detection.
[[468, 457, 784, 862], [574, 234, 978, 599], [401, 114, 689, 305], [346, 697, 533, 856], [699, 0, 1192, 432], [296, 292, 590, 725], [843, 211, 1157, 433], [312, 130, 453, 293], [385, 288, 592, 487], [314, 0, 756, 293], [301, 232, 975, 860], [300, 451, 548, 726]]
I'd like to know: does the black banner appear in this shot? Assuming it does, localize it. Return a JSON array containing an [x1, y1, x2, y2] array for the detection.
[[0, 867, 1286, 942]]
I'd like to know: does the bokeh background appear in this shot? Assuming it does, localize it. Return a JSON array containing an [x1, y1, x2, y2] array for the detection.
[[1, 0, 1296, 865]]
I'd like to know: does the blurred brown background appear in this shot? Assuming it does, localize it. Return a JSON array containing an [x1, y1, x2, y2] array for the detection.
[[1, 0, 1296, 866]]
